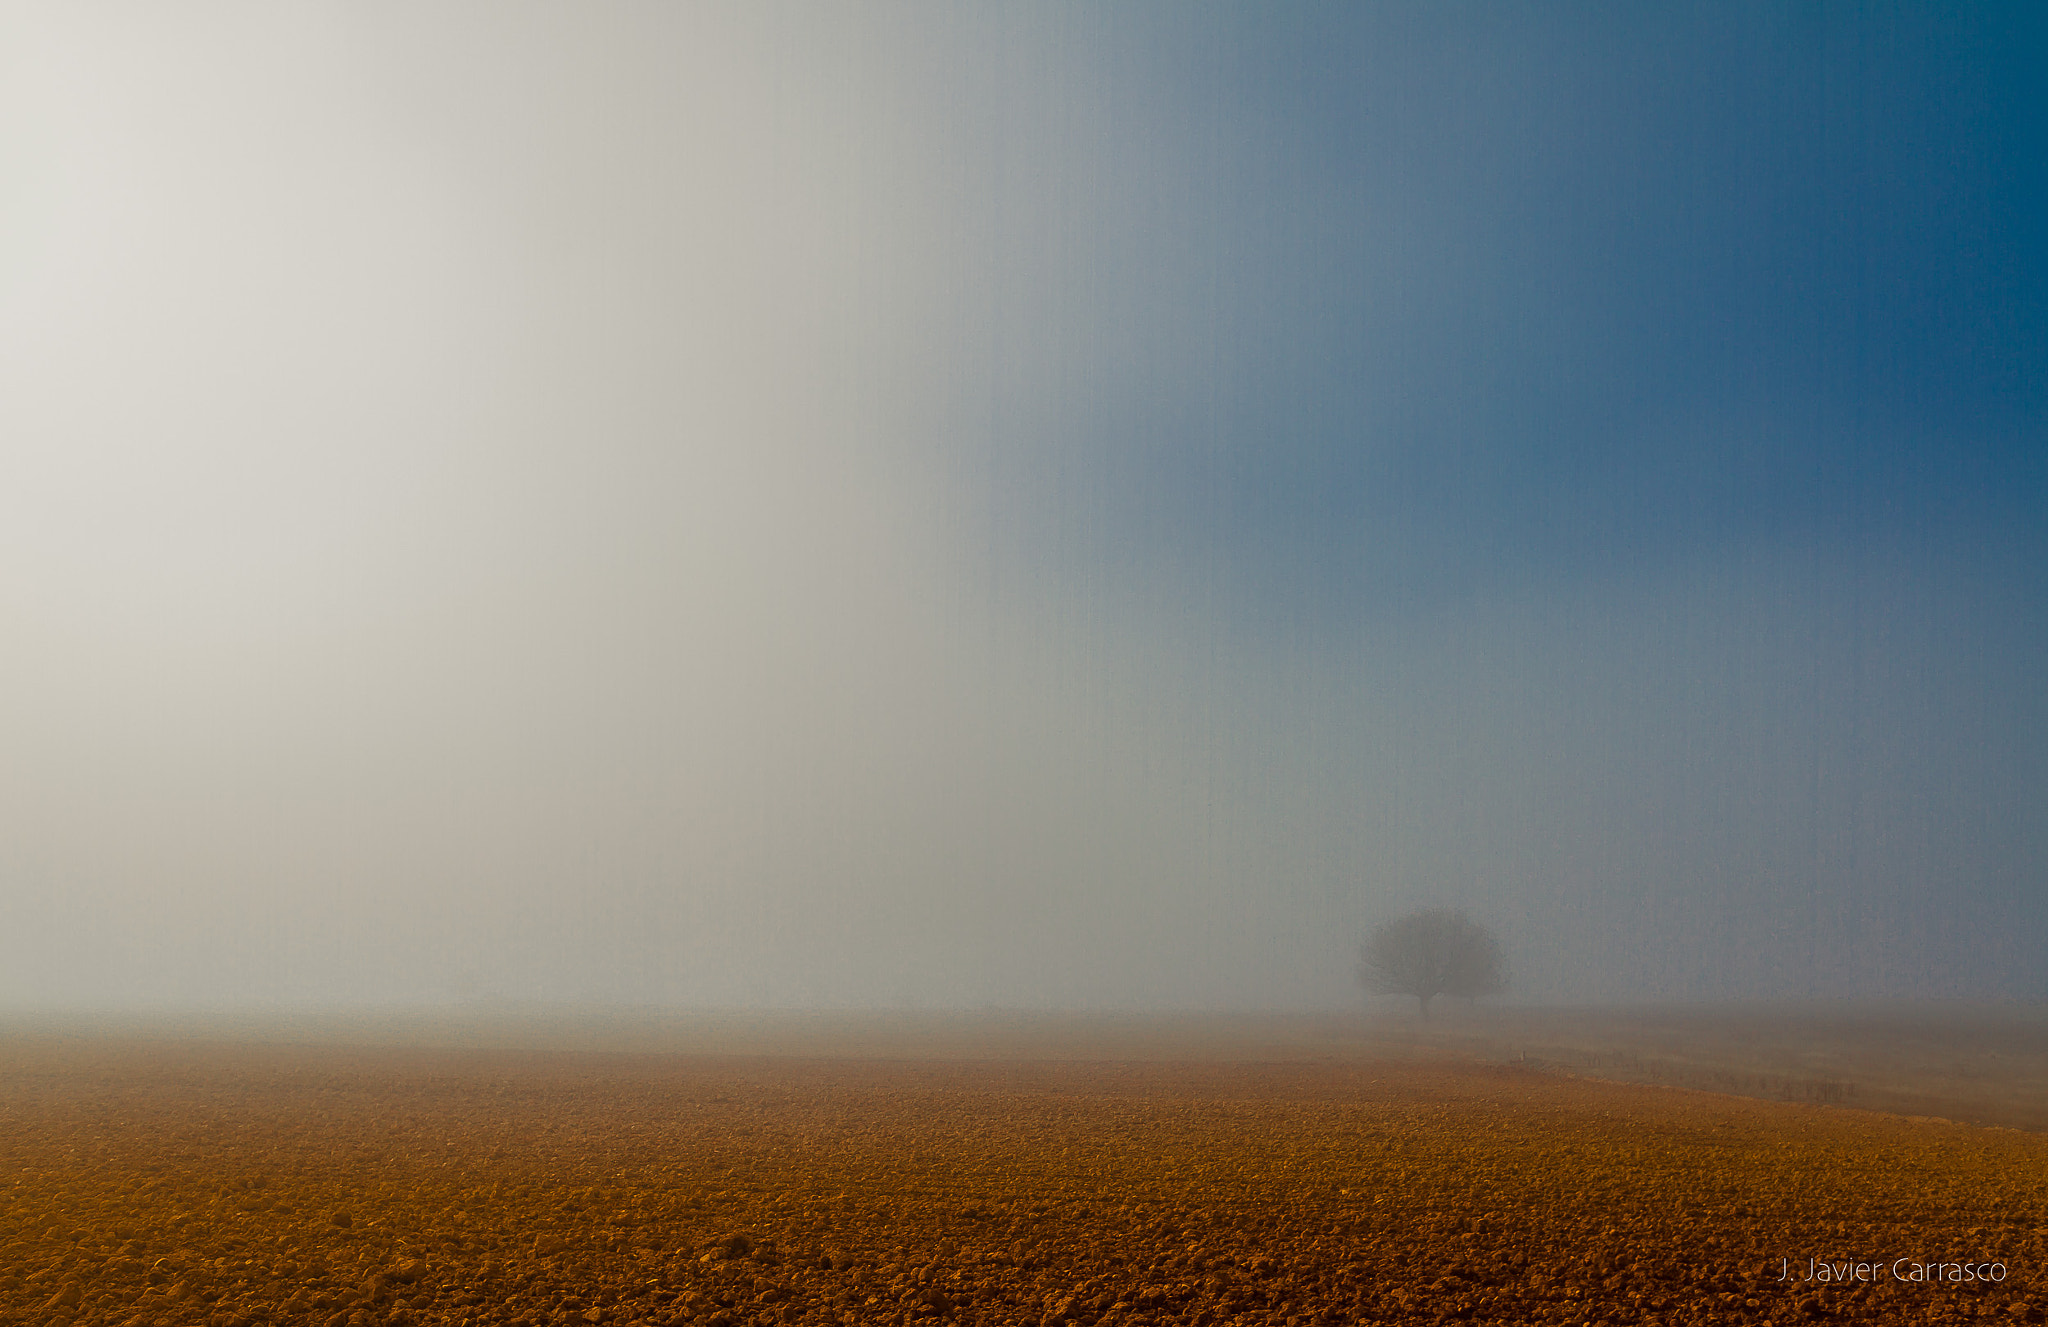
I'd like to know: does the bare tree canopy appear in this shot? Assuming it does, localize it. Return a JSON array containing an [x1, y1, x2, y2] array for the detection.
[[1358, 907, 1504, 1019]]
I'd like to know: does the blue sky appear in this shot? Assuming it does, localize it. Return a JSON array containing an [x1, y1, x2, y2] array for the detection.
[[897, 3, 2048, 1000], [922, 2, 2048, 1000], [940, 3, 2045, 616]]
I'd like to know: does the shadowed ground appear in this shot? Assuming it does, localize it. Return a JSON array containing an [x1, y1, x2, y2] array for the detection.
[[1417, 1003, 2048, 1133]]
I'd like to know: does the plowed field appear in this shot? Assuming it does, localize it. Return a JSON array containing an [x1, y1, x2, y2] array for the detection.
[[2, 1035, 2043, 1327]]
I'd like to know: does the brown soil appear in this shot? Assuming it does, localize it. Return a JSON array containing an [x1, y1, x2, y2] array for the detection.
[[2, 1034, 2043, 1327]]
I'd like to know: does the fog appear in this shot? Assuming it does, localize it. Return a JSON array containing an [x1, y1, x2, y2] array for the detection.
[[3, 4, 2042, 1010]]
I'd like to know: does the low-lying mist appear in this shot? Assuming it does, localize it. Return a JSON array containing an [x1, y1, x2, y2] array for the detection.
[[2, 4, 2042, 1012]]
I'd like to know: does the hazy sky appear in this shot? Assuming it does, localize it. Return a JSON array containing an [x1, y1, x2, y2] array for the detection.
[[3, 3, 2042, 1008]]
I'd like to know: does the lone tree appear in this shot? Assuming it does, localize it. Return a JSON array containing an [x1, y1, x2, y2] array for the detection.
[[1358, 907, 1503, 1019]]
